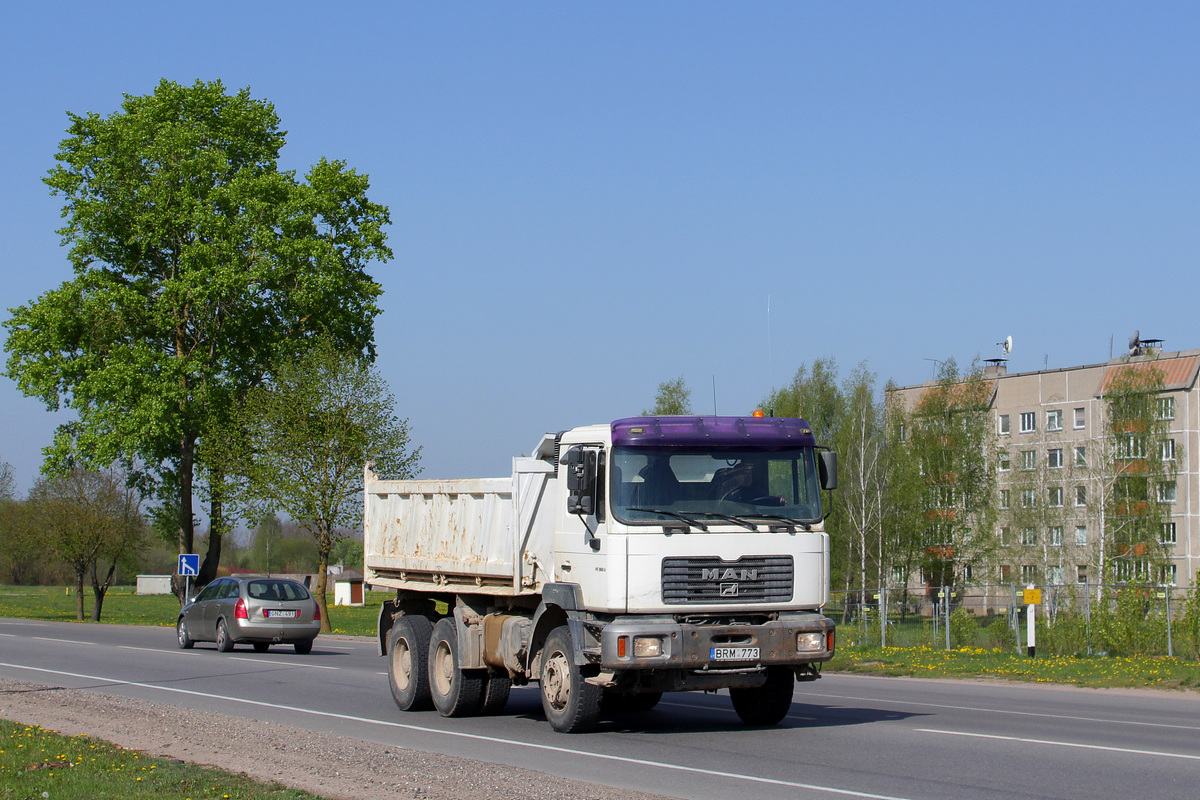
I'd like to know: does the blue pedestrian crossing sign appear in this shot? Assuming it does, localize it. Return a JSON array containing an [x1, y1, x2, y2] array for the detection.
[[178, 554, 200, 576]]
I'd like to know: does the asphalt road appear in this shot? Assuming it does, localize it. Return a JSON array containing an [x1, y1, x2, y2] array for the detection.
[[2, 617, 1198, 800]]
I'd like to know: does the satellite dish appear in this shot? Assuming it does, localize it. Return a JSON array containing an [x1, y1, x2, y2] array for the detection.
[[1129, 330, 1140, 356], [1003, 336, 1013, 355]]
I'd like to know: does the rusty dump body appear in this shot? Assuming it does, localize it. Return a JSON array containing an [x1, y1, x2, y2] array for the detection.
[[363, 458, 557, 596]]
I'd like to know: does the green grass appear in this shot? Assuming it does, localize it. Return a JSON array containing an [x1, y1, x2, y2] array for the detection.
[[0, 586, 384, 637], [0, 719, 322, 800], [829, 644, 1200, 689]]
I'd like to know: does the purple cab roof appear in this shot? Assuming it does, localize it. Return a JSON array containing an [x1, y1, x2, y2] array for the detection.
[[611, 416, 817, 448]]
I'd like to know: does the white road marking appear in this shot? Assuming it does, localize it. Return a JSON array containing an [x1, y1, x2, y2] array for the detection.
[[0, 661, 917, 800], [229, 656, 339, 670], [798, 690, 1200, 732], [34, 637, 97, 645], [918, 728, 1200, 761]]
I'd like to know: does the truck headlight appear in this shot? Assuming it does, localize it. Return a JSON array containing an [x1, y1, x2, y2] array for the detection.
[[633, 636, 663, 657], [796, 632, 825, 653]]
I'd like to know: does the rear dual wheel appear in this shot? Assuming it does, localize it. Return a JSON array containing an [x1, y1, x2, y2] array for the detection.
[[388, 615, 434, 711], [429, 618, 484, 716]]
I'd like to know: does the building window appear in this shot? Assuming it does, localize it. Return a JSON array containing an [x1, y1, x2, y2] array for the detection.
[[1074, 407, 1086, 429], [1161, 522, 1177, 544], [1076, 565, 1088, 584], [1075, 485, 1086, 507], [1074, 446, 1087, 468], [1020, 412, 1036, 433], [1000, 526, 1010, 544], [1162, 438, 1176, 462], [1157, 396, 1176, 421], [1048, 448, 1063, 469], [1048, 565, 1064, 585], [964, 565, 974, 581], [1158, 483, 1177, 504], [1020, 489, 1037, 508], [998, 451, 1011, 472], [1000, 490, 1010, 510], [1021, 527, 1037, 546], [1074, 525, 1087, 546], [998, 414, 1011, 435], [1000, 565, 1012, 582], [1046, 410, 1063, 432], [1021, 565, 1038, 583], [1048, 487, 1063, 508], [1049, 526, 1063, 546], [1161, 565, 1178, 586], [1116, 434, 1146, 460], [1021, 450, 1036, 471]]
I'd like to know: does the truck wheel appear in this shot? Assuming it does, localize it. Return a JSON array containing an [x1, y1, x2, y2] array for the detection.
[[388, 615, 434, 711], [215, 619, 234, 652], [176, 618, 194, 649], [729, 666, 795, 726], [478, 672, 512, 715], [428, 617, 484, 717], [539, 625, 602, 733]]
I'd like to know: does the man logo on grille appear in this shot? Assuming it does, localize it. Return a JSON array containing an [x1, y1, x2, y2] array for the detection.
[[720, 583, 739, 597], [702, 568, 758, 581]]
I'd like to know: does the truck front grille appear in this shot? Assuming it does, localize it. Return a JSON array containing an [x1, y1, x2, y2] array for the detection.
[[661, 556, 793, 604]]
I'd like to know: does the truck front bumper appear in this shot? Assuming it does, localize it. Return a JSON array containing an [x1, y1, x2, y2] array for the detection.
[[597, 612, 835, 672]]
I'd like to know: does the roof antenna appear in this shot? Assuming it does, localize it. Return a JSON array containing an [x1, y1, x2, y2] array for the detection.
[[712, 375, 718, 416]]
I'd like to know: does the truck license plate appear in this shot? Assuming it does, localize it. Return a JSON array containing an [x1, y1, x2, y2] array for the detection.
[[710, 646, 759, 662], [267, 609, 297, 618]]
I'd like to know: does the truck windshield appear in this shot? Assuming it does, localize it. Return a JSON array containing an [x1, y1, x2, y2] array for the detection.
[[610, 445, 822, 527]]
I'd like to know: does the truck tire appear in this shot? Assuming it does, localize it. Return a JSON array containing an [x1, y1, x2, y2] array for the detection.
[[729, 666, 795, 726], [388, 615, 434, 711], [428, 617, 484, 717], [539, 625, 602, 733], [215, 619, 234, 652], [478, 672, 512, 715]]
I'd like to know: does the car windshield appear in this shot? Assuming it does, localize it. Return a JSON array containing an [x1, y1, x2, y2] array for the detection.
[[610, 445, 822, 527], [247, 580, 310, 601]]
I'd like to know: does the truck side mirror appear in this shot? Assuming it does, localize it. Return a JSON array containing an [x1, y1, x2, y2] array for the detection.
[[819, 450, 838, 491], [564, 448, 596, 515]]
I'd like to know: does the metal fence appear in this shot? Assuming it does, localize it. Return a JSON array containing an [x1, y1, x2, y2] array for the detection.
[[828, 582, 1200, 659]]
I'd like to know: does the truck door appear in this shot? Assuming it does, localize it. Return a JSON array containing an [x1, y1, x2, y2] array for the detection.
[[555, 444, 613, 609]]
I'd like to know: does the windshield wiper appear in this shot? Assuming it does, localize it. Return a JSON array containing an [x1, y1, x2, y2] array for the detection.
[[626, 507, 709, 532], [686, 511, 760, 531], [734, 513, 813, 531]]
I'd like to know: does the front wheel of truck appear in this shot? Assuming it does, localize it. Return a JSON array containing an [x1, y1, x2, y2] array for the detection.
[[388, 615, 434, 711], [729, 666, 795, 726], [539, 625, 602, 733], [428, 617, 484, 716]]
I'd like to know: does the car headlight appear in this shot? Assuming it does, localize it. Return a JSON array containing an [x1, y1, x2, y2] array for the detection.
[[796, 632, 826, 653]]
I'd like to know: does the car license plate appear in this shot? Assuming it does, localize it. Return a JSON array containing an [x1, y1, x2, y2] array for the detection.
[[267, 609, 298, 618], [710, 646, 759, 662]]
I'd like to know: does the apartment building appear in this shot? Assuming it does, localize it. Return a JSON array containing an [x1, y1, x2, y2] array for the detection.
[[892, 346, 1199, 590]]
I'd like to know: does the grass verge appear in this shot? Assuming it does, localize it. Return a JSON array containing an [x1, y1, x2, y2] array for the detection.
[[829, 645, 1200, 690], [0, 719, 322, 800]]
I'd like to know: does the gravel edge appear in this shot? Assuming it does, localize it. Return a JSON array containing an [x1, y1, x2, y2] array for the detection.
[[0, 678, 675, 800]]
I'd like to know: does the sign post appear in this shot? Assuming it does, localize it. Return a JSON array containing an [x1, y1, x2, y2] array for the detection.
[[1023, 586, 1041, 658], [178, 553, 200, 601]]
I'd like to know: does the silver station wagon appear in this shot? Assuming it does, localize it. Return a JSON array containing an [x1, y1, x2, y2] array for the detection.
[[177, 576, 321, 654]]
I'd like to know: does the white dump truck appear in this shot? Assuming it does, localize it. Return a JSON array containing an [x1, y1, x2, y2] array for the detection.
[[365, 415, 837, 733]]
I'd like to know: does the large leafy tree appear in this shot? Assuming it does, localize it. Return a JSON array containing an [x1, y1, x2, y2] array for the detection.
[[231, 338, 420, 631], [3, 80, 391, 595], [644, 376, 693, 416]]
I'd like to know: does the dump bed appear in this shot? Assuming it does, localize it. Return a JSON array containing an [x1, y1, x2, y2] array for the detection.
[[363, 459, 557, 596]]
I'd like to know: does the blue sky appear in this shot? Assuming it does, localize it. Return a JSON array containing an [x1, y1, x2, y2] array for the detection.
[[2, 3, 1198, 496]]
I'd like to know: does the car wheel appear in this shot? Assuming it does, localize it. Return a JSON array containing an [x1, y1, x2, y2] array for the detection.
[[729, 666, 794, 726], [293, 638, 314, 655], [478, 671, 512, 715], [428, 617, 484, 717], [539, 625, 602, 733], [387, 615, 434, 711], [176, 618, 194, 650], [253, 642, 271, 653], [215, 619, 234, 652]]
